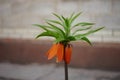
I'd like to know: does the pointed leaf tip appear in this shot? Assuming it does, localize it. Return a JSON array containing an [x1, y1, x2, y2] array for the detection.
[[81, 37, 92, 45]]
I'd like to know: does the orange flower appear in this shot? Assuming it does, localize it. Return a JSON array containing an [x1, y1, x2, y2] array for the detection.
[[46, 44, 58, 60], [65, 44, 72, 64], [46, 43, 72, 64], [56, 43, 64, 62]]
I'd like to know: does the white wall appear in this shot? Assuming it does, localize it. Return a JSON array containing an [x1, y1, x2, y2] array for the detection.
[[0, 0, 120, 42]]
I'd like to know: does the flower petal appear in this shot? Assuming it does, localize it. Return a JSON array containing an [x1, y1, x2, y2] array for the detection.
[[65, 44, 72, 64], [46, 44, 58, 60], [56, 43, 64, 62]]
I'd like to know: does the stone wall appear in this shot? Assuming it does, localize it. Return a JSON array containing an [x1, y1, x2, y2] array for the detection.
[[0, 0, 120, 42]]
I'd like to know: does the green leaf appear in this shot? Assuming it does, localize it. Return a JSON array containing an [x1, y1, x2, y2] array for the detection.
[[72, 22, 95, 29], [33, 24, 49, 31], [46, 22, 65, 37], [67, 36, 76, 41], [61, 16, 69, 34], [69, 12, 75, 21], [65, 18, 70, 27], [61, 16, 67, 26], [35, 31, 59, 39], [72, 26, 93, 35], [81, 37, 92, 45], [55, 38, 65, 43], [52, 13, 63, 22], [46, 19, 63, 26], [85, 27, 104, 35], [70, 12, 82, 24], [74, 27, 104, 39], [61, 16, 66, 21]]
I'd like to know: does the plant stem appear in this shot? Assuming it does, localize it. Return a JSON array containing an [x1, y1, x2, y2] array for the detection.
[[63, 44, 68, 80]]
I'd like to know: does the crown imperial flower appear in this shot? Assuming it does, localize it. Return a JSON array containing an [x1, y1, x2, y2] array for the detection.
[[34, 12, 104, 64]]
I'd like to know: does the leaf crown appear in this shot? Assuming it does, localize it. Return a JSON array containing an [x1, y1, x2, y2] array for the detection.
[[34, 12, 104, 45]]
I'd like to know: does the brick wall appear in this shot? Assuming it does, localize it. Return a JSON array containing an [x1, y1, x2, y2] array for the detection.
[[0, 0, 120, 42], [0, 39, 120, 70]]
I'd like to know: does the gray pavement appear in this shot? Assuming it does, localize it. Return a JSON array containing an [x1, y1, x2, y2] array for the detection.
[[0, 63, 120, 80]]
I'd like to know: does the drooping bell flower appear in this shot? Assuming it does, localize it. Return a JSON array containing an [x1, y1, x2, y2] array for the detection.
[[65, 44, 72, 64], [56, 43, 64, 62], [46, 43, 58, 60], [46, 43, 72, 64]]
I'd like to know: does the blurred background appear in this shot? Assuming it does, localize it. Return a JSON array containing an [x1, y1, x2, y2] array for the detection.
[[0, 0, 120, 80]]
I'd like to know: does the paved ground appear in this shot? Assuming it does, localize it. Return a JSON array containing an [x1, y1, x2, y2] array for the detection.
[[0, 63, 120, 80]]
